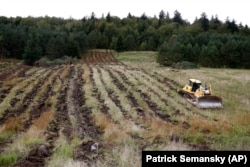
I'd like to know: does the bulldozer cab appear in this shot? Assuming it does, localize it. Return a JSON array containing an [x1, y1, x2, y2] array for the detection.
[[189, 79, 201, 92]]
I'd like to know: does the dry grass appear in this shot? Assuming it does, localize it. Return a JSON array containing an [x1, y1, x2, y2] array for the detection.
[[62, 144, 141, 167], [82, 64, 90, 84], [5, 127, 44, 158], [163, 141, 193, 150], [233, 112, 250, 125], [88, 142, 141, 167], [63, 159, 88, 167], [109, 143, 141, 167], [93, 111, 130, 146], [60, 65, 71, 79], [32, 109, 54, 130], [2, 77, 22, 87], [0, 115, 24, 133], [143, 115, 180, 142], [187, 116, 232, 134]]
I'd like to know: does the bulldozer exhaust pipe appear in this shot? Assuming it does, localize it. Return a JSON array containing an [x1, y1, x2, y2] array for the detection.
[[197, 96, 223, 108]]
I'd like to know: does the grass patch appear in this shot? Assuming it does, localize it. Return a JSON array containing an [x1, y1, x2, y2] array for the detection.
[[211, 124, 250, 150], [48, 135, 81, 167], [53, 143, 74, 158], [7, 127, 44, 154], [48, 144, 74, 167], [0, 131, 15, 142], [183, 131, 207, 146], [172, 61, 199, 69], [100, 142, 141, 167], [0, 152, 18, 167], [116, 51, 157, 62], [0, 127, 44, 167]]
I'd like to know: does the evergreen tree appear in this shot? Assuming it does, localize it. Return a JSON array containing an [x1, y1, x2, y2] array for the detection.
[[127, 13, 132, 19], [226, 18, 239, 33], [159, 10, 165, 20], [23, 33, 42, 65], [46, 35, 66, 59], [199, 12, 209, 31], [64, 39, 80, 58], [172, 10, 184, 25], [166, 12, 171, 23], [158, 10, 166, 27], [210, 15, 221, 30], [141, 13, 148, 20], [87, 30, 100, 49], [90, 12, 96, 20], [157, 41, 168, 65], [123, 34, 136, 51], [116, 35, 124, 52], [106, 12, 111, 22]]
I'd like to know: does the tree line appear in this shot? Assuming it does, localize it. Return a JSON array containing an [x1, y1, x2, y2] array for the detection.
[[0, 10, 250, 67], [158, 33, 250, 68]]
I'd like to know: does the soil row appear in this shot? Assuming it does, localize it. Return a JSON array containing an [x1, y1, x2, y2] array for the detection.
[[103, 67, 147, 120], [0, 68, 54, 125], [72, 65, 104, 166], [107, 66, 178, 124], [96, 66, 130, 119], [0, 66, 32, 103], [89, 65, 113, 120], [0, 64, 24, 85], [22, 67, 63, 131], [12, 65, 71, 167]]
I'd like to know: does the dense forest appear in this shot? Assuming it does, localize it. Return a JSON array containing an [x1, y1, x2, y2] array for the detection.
[[0, 10, 250, 68]]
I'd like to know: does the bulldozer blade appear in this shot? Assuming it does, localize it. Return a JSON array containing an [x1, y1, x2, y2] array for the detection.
[[197, 96, 223, 108]]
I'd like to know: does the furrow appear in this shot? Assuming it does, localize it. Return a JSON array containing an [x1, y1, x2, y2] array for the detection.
[[72, 64, 104, 166], [0, 68, 53, 125]]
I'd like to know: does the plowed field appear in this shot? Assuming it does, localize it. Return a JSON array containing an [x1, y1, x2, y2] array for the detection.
[[0, 51, 249, 167]]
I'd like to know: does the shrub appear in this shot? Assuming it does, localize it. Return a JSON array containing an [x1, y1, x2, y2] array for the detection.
[[34, 56, 77, 67]]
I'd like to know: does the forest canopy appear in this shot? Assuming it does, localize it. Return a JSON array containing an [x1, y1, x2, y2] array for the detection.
[[0, 10, 250, 68]]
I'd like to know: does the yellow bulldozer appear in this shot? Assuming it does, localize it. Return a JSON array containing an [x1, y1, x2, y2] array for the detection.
[[178, 79, 223, 108]]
